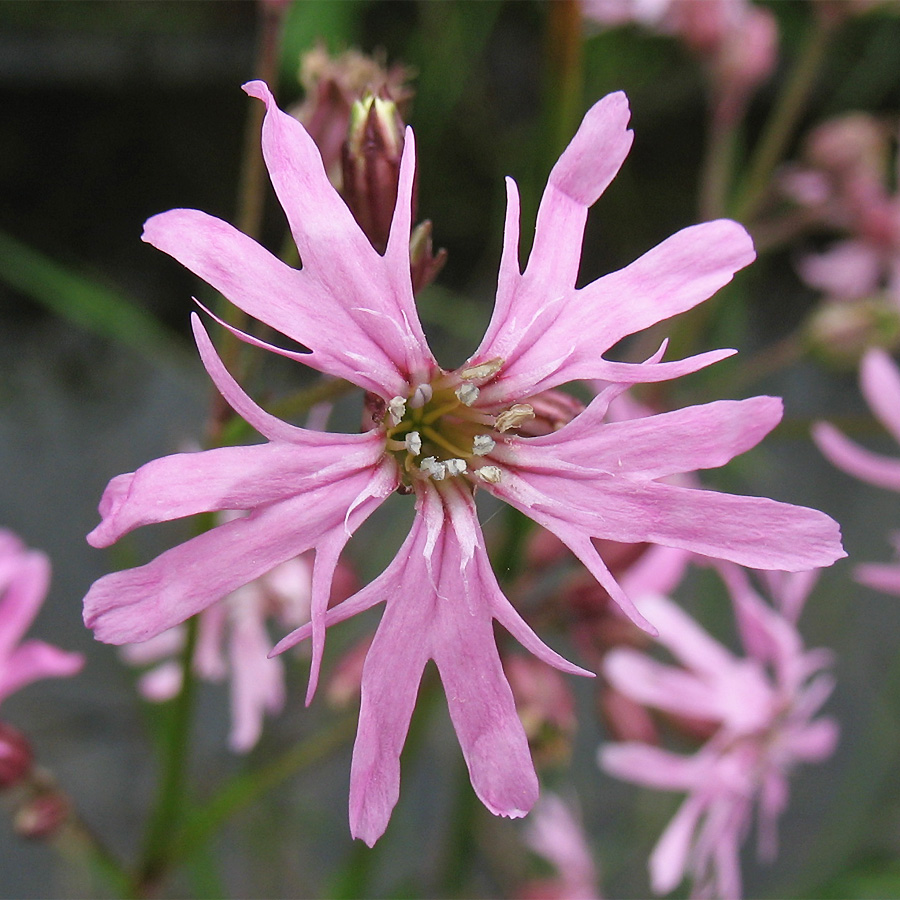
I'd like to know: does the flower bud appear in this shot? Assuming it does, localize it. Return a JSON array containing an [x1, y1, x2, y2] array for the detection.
[[806, 296, 900, 367], [506, 655, 577, 767], [0, 722, 33, 789], [291, 45, 413, 183], [409, 220, 448, 293], [341, 93, 407, 254], [14, 791, 70, 840]]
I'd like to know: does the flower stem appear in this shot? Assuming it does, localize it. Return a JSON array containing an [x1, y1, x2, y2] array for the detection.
[[736, 12, 837, 224], [137, 614, 199, 890], [171, 713, 358, 866], [699, 108, 740, 221]]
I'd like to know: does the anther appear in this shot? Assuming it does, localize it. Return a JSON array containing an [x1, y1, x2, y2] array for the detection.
[[445, 458, 467, 477], [420, 457, 447, 481], [495, 404, 535, 433], [405, 431, 422, 456], [409, 384, 433, 409], [459, 358, 504, 382], [455, 384, 479, 406], [472, 435, 495, 456], [476, 466, 503, 484], [388, 397, 407, 426]]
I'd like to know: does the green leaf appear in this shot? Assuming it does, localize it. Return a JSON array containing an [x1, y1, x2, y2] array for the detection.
[[0, 230, 191, 368]]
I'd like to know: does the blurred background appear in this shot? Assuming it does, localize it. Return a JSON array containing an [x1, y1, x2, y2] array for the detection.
[[2, 1, 900, 897]]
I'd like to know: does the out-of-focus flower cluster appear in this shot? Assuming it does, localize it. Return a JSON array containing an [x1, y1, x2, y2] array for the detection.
[[600, 564, 837, 899]]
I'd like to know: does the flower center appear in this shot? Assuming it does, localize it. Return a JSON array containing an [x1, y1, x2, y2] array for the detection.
[[382, 359, 533, 489]]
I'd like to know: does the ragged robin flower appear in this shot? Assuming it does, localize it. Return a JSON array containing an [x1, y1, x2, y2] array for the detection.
[[83, 81, 844, 845]]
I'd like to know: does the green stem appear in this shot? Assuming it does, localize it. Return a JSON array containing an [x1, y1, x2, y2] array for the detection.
[[137, 615, 199, 890], [215, 2, 287, 399], [699, 108, 739, 221], [543, 0, 584, 168], [54, 814, 137, 899], [736, 13, 837, 224], [173, 713, 357, 865]]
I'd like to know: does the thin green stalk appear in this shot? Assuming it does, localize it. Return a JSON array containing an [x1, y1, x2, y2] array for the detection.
[[172, 713, 357, 865], [543, 0, 585, 169], [699, 109, 740, 222], [137, 615, 199, 889], [216, 1, 287, 390], [736, 13, 837, 224], [54, 814, 136, 899]]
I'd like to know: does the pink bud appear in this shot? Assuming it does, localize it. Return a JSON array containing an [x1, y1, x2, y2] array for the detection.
[[14, 792, 70, 840], [0, 722, 33, 789]]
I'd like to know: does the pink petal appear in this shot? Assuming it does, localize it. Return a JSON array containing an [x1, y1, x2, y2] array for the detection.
[[476, 218, 753, 402], [0, 551, 50, 660], [796, 239, 882, 299], [526, 396, 783, 479], [349, 580, 430, 846], [650, 793, 707, 895], [861, 348, 900, 445], [856, 560, 900, 595], [84, 465, 393, 644], [137, 661, 183, 702], [243, 80, 434, 388], [494, 470, 845, 575], [143, 208, 417, 397], [813, 421, 900, 492], [87, 439, 383, 549], [599, 742, 708, 791], [475, 93, 633, 363], [604, 648, 725, 721], [0, 641, 84, 703], [228, 602, 285, 752], [191, 315, 312, 443]]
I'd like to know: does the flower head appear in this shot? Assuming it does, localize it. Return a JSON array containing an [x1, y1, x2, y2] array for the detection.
[[84, 81, 843, 843], [0, 531, 83, 708], [600, 567, 837, 899]]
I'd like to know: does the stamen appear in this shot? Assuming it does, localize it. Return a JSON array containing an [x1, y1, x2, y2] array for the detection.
[[409, 383, 433, 409], [459, 358, 504, 382], [388, 397, 407, 426], [472, 435, 495, 456], [405, 431, 422, 456], [496, 404, 535, 433], [445, 458, 467, 477], [455, 383, 479, 406], [421, 425, 471, 460], [420, 457, 447, 481], [477, 466, 503, 484]]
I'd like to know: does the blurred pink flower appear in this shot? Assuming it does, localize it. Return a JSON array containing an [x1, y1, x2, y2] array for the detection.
[[0, 530, 83, 706], [600, 571, 837, 899], [121, 543, 313, 753], [814, 348, 900, 593], [784, 114, 900, 305], [84, 81, 843, 844], [521, 792, 602, 900]]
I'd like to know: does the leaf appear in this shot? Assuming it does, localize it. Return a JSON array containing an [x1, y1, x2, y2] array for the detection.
[[0, 230, 191, 368]]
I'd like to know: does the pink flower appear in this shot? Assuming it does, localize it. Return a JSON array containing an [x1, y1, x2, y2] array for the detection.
[[0, 531, 83, 706], [814, 348, 900, 594], [84, 81, 844, 844], [784, 114, 900, 305], [600, 569, 838, 899], [521, 792, 602, 900], [121, 541, 313, 752]]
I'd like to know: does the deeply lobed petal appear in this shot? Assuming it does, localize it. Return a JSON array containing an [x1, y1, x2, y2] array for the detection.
[[813, 421, 900, 492], [0, 640, 84, 704], [84, 462, 395, 644]]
